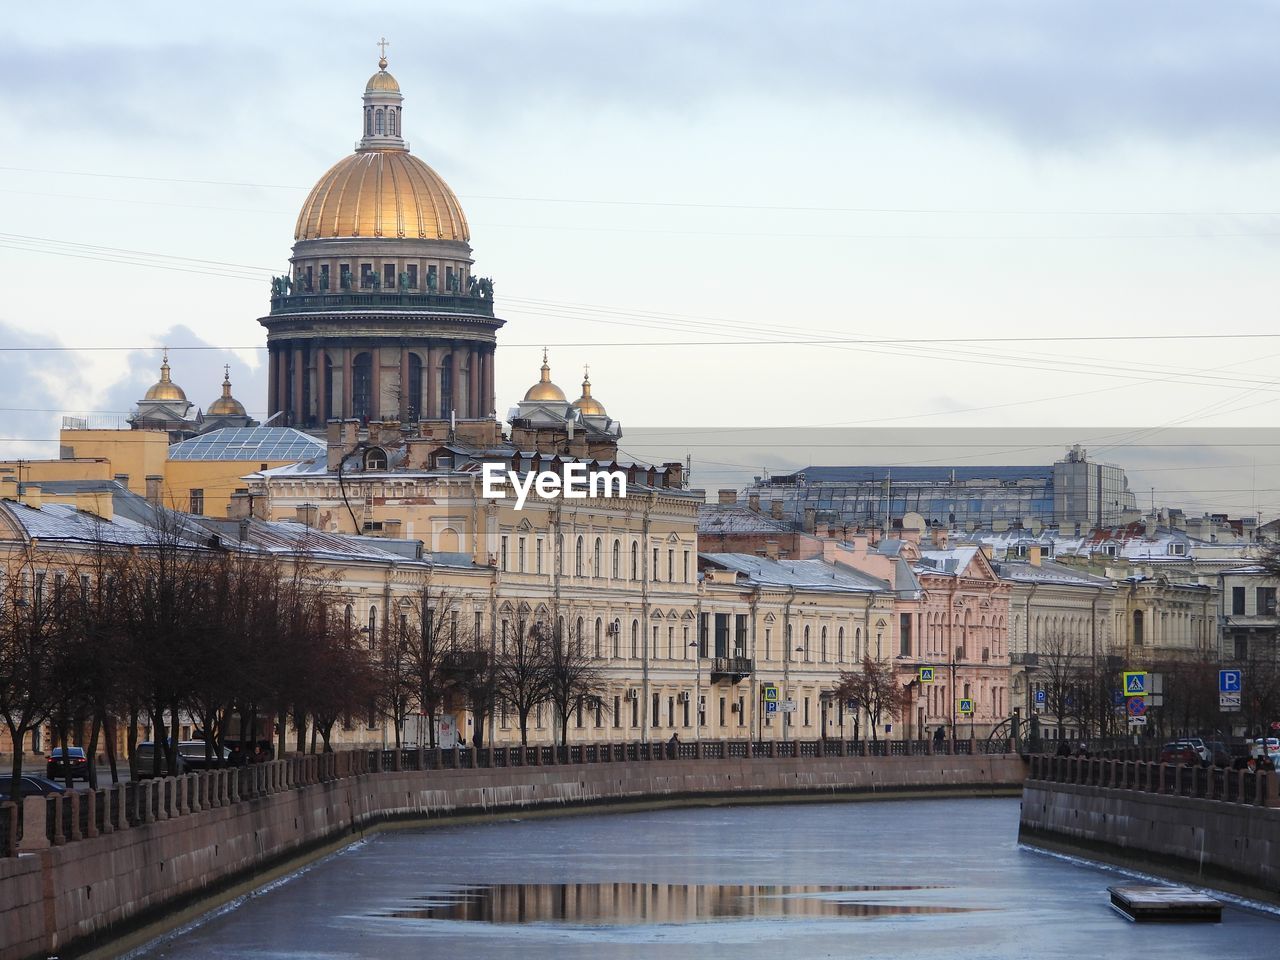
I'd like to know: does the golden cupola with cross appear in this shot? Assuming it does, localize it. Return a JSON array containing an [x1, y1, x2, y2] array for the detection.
[[259, 39, 503, 431]]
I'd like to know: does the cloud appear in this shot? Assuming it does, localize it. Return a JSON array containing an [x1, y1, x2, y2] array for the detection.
[[0, 322, 93, 455]]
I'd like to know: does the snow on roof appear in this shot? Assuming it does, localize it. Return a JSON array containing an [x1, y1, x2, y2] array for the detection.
[[700, 553, 888, 593]]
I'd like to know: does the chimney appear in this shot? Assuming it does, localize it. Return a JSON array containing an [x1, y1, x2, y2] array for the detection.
[[19, 484, 42, 509], [748, 493, 760, 513], [113, 473, 129, 489], [296, 503, 319, 527], [764, 540, 780, 560], [145, 475, 163, 504], [689, 488, 706, 503], [931, 527, 949, 549], [73, 491, 111, 521], [803, 506, 816, 533], [2, 476, 16, 499], [1027, 544, 1042, 567], [227, 491, 250, 519], [771, 499, 784, 520], [718, 488, 737, 505]]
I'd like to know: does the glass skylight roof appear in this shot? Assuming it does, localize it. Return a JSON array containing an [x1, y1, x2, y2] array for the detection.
[[168, 427, 325, 462]]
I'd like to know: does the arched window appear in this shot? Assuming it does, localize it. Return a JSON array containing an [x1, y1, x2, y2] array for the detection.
[[820, 626, 828, 662], [364, 447, 387, 470], [575, 536, 584, 577], [631, 541, 639, 580], [367, 606, 378, 650], [855, 626, 862, 660], [803, 625, 811, 660], [352, 352, 373, 420], [837, 626, 845, 661], [786, 624, 793, 660], [612, 540, 620, 579], [575, 616, 584, 655], [594, 537, 602, 577], [594, 618, 603, 658], [612, 620, 620, 659], [407, 353, 423, 421], [365, 109, 373, 136], [375, 108, 385, 134], [344, 604, 353, 634], [389, 109, 398, 136], [439, 354, 452, 417], [631, 619, 639, 658]]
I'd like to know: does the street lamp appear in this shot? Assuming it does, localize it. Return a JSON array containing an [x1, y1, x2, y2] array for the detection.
[[689, 640, 701, 741], [782, 644, 804, 733]]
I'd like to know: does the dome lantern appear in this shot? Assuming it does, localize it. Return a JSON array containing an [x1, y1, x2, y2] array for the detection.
[[208, 365, 248, 417], [359, 39, 406, 152], [143, 350, 188, 403], [523, 349, 568, 403], [572, 364, 607, 417]]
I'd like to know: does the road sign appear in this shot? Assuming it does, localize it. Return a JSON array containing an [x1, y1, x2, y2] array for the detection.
[[1034, 689, 1046, 705], [1128, 715, 1147, 726], [765, 701, 778, 715], [845, 698, 858, 711], [919, 666, 935, 684], [780, 700, 797, 713], [1219, 669, 1243, 693], [1111, 689, 1124, 707], [1126, 697, 1147, 718], [1123, 671, 1147, 696], [762, 686, 779, 702], [1219, 693, 1242, 711], [958, 698, 974, 716]]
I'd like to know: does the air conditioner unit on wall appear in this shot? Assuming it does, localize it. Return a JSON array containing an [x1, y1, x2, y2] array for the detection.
[[677, 691, 691, 703], [626, 688, 639, 700]]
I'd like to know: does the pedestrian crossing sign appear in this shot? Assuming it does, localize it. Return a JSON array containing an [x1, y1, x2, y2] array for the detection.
[[919, 667, 935, 684], [762, 685, 779, 702], [958, 698, 974, 716], [1123, 671, 1147, 696]]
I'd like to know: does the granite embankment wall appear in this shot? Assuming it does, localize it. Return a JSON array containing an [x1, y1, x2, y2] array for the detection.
[[0, 748, 1023, 960], [1019, 755, 1280, 904]]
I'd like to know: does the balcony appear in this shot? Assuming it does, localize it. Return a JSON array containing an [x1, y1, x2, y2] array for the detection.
[[710, 656, 753, 683], [268, 290, 495, 318], [441, 650, 487, 679]]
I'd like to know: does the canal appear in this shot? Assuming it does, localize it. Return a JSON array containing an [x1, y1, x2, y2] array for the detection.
[[130, 798, 1279, 959]]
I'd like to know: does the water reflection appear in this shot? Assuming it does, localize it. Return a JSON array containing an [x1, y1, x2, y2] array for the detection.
[[383, 883, 978, 924]]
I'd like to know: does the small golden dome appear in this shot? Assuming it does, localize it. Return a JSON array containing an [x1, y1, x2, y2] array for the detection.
[[365, 64, 401, 93], [208, 366, 247, 417], [143, 353, 188, 403], [295, 150, 469, 241], [523, 350, 567, 403], [572, 366, 606, 417]]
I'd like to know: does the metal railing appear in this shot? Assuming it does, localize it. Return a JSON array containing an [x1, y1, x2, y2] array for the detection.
[[268, 290, 495, 317], [1027, 754, 1277, 807]]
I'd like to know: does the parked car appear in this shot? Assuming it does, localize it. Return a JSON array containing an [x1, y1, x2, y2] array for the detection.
[[46, 746, 90, 781], [1158, 741, 1199, 765], [1205, 741, 1232, 768], [1249, 737, 1280, 760], [1184, 738, 1210, 763], [0, 775, 70, 801], [177, 740, 231, 770], [132, 741, 187, 779]]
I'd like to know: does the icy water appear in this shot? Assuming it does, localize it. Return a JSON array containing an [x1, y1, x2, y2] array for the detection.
[[132, 798, 1280, 960]]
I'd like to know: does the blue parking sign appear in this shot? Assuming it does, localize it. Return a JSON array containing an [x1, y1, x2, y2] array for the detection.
[[1034, 690, 1046, 705], [765, 701, 778, 715], [1219, 669, 1242, 693]]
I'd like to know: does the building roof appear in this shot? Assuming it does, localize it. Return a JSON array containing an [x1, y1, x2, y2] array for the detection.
[[697, 503, 794, 536], [769, 465, 1054, 485], [700, 553, 889, 593], [169, 427, 325, 463], [993, 559, 1115, 588]]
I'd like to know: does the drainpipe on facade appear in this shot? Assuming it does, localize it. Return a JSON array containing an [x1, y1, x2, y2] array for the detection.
[[781, 586, 796, 741]]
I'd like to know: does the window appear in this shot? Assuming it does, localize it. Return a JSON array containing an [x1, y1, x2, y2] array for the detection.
[[804, 696, 810, 727], [613, 695, 621, 728], [406, 264, 418, 288], [500, 535, 508, 571], [612, 621, 620, 659], [698, 612, 709, 657], [764, 627, 771, 662], [1133, 610, 1144, 646], [594, 538, 602, 577], [821, 626, 828, 662], [667, 549, 674, 582], [612, 540, 620, 579], [383, 263, 395, 289], [803, 625, 811, 660], [683, 550, 690, 582], [389, 109, 398, 136], [738, 696, 745, 726], [668, 625, 675, 659], [364, 448, 387, 470], [1259, 587, 1277, 616], [838, 627, 845, 662], [339, 262, 352, 289], [518, 536, 526, 573], [714, 613, 729, 658], [189, 489, 204, 515], [575, 536, 584, 577], [319, 264, 330, 291], [652, 693, 660, 727], [682, 625, 689, 659], [365, 109, 373, 136], [899, 613, 912, 657], [631, 620, 639, 658], [653, 547, 660, 580], [375, 108, 385, 134], [595, 618, 603, 658], [367, 606, 377, 650], [360, 263, 375, 288], [719, 697, 726, 728], [735, 614, 747, 658], [575, 617, 584, 655], [1233, 587, 1246, 616], [631, 542, 639, 580], [352, 352, 373, 419], [536, 538, 544, 574]]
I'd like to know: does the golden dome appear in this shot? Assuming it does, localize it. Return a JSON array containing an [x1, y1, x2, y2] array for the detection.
[[366, 62, 401, 93], [571, 366, 606, 417], [523, 350, 567, 403], [143, 353, 188, 403], [208, 366, 247, 417], [294, 150, 469, 242]]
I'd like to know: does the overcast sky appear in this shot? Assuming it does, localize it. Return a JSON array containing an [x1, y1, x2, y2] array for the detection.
[[3, 1, 1280, 510]]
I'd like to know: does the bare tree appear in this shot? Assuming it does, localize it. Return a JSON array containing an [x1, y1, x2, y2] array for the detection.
[[541, 619, 608, 748], [833, 655, 901, 742], [494, 611, 549, 747]]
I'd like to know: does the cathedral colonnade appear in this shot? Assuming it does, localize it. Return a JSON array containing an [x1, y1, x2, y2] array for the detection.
[[267, 339, 496, 426]]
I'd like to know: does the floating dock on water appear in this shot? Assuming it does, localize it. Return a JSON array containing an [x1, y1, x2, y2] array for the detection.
[[1108, 885, 1222, 922]]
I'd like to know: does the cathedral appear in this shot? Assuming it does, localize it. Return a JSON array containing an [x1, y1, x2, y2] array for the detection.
[[135, 49, 624, 459]]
